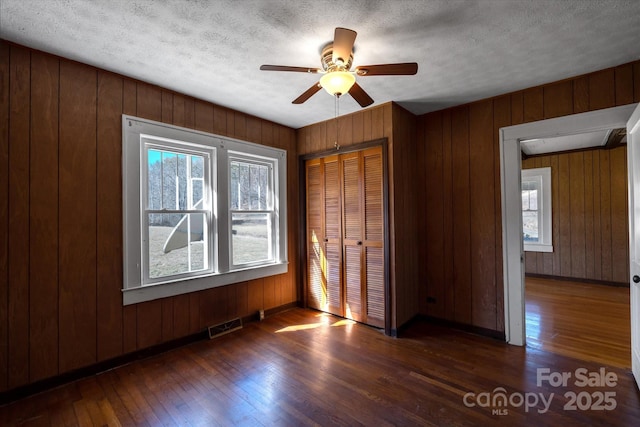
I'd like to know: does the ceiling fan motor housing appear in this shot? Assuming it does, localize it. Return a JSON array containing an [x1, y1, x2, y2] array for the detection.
[[321, 44, 353, 72]]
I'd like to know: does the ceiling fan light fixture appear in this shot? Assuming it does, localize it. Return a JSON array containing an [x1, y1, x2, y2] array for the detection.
[[320, 71, 356, 96]]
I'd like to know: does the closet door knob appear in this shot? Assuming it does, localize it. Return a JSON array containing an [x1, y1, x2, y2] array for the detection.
[[633, 275, 640, 283]]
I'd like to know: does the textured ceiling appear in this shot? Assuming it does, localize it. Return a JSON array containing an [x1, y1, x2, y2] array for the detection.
[[1, 0, 640, 129]]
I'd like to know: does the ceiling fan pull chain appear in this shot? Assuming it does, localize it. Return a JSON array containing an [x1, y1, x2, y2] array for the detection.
[[334, 95, 341, 150]]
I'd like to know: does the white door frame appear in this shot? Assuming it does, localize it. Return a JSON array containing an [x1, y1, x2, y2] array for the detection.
[[499, 103, 638, 346]]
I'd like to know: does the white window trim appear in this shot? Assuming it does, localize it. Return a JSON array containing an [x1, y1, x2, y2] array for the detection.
[[521, 167, 552, 252], [122, 115, 287, 305]]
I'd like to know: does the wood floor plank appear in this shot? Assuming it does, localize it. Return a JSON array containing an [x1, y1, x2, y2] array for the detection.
[[525, 276, 630, 368]]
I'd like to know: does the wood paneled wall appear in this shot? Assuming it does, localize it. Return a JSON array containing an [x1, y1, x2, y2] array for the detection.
[[0, 41, 298, 392], [297, 103, 421, 330], [522, 146, 629, 284], [420, 60, 640, 332]]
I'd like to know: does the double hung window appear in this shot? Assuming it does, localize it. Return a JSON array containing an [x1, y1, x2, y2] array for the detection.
[[123, 116, 287, 305], [521, 167, 552, 252]]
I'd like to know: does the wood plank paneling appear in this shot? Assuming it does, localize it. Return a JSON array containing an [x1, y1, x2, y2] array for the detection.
[[569, 152, 586, 278], [583, 152, 595, 279], [510, 92, 524, 125], [523, 87, 543, 123], [493, 96, 510, 331], [610, 147, 629, 283], [589, 69, 615, 110], [136, 83, 161, 121], [247, 278, 264, 315], [213, 106, 227, 136], [0, 41, 9, 392], [122, 78, 137, 355], [246, 115, 261, 143], [592, 153, 602, 280], [543, 80, 573, 119], [172, 294, 190, 339], [550, 155, 561, 276], [172, 94, 185, 127], [352, 111, 364, 144], [451, 106, 471, 324], [424, 112, 444, 318], [523, 146, 628, 283], [635, 62, 640, 102], [558, 154, 571, 277], [96, 70, 124, 362], [615, 64, 634, 106], [29, 51, 59, 382], [599, 150, 612, 281], [234, 111, 246, 140], [469, 101, 496, 330], [417, 59, 637, 331], [161, 90, 173, 124], [441, 110, 454, 321], [194, 100, 213, 133], [8, 45, 31, 389], [59, 60, 98, 372], [1, 41, 299, 393], [136, 300, 163, 349], [161, 299, 174, 342], [573, 76, 589, 114]]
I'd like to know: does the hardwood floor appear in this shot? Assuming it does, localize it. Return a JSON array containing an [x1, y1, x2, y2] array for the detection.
[[1, 307, 639, 426], [525, 276, 631, 368]]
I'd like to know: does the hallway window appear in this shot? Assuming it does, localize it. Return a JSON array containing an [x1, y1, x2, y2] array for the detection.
[[522, 167, 553, 252]]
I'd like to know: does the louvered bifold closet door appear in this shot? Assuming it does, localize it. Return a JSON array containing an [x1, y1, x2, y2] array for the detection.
[[363, 147, 385, 328], [305, 146, 385, 327], [323, 156, 343, 316], [305, 159, 325, 311], [341, 152, 364, 322]]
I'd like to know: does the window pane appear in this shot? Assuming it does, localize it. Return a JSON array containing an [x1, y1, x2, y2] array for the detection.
[[230, 160, 270, 210], [148, 149, 162, 210], [232, 212, 271, 264], [148, 213, 207, 279], [162, 152, 178, 210], [522, 211, 539, 243], [148, 148, 207, 211], [191, 155, 204, 207]]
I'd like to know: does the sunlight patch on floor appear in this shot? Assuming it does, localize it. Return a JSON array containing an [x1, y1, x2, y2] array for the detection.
[[275, 316, 355, 333]]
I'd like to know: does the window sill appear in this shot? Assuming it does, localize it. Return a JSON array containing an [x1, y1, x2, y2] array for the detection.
[[122, 262, 288, 305], [524, 244, 553, 253]]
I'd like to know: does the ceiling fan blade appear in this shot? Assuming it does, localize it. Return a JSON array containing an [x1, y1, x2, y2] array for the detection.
[[260, 65, 321, 73], [332, 27, 357, 65], [355, 62, 418, 76], [348, 82, 374, 108], [293, 83, 322, 104]]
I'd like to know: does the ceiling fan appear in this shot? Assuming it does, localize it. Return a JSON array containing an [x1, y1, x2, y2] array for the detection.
[[260, 27, 418, 108]]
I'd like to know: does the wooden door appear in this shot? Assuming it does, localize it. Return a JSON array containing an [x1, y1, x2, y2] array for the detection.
[[362, 147, 385, 327], [323, 156, 343, 316], [305, 158, 325, 311], [627, 103, 640, 389], [305, 146, 385, 328], [341, 152, 363, 321]]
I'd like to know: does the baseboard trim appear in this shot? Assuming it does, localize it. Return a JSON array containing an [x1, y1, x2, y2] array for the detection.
[[525, 273, 628, 288], [0, 301, 300, 406], [410, 315, 506, 341]]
